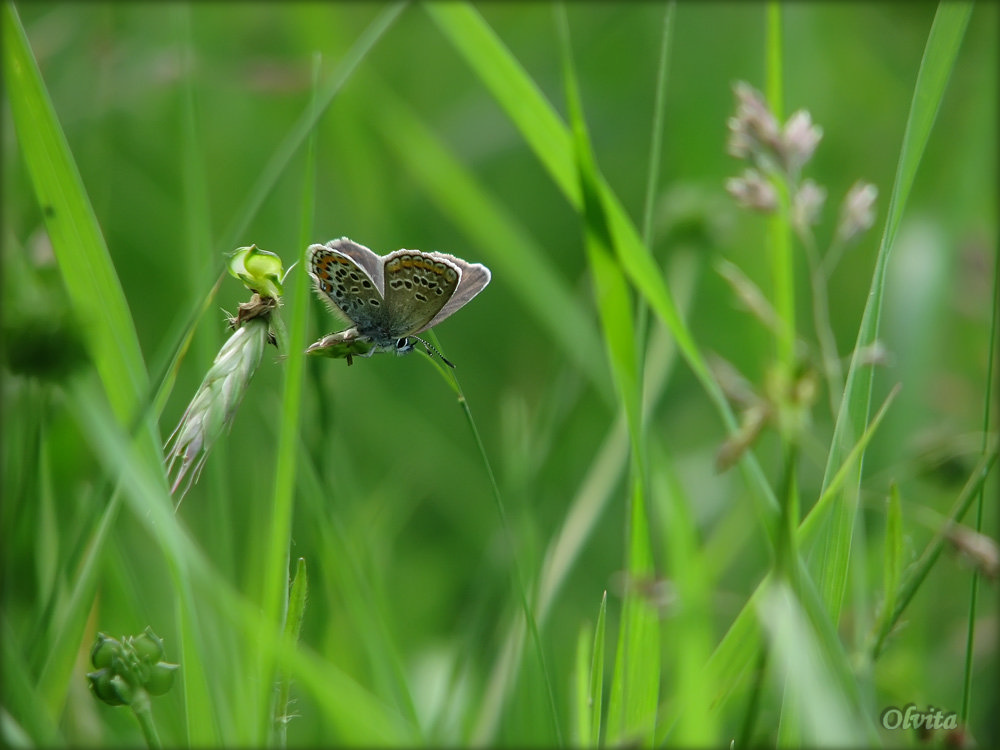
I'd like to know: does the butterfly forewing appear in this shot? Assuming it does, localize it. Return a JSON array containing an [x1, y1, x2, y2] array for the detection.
[[323, 238, 385, 295], [307, 242, 385, 327]]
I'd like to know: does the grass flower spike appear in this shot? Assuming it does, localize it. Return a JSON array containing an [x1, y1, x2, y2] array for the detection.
[[164, 245, 286, 501]]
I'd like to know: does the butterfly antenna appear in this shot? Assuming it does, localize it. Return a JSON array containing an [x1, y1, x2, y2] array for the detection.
[[413, 335, 455, 368]]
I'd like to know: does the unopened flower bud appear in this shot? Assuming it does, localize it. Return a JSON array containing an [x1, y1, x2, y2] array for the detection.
[[781, 110, 823, 172], [836, 181, 878, 244], [727, 82, 782, 164], [726, 169, 778, 213]]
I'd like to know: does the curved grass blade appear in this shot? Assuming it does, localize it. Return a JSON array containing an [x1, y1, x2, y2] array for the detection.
[[815, 1, 974, 624]]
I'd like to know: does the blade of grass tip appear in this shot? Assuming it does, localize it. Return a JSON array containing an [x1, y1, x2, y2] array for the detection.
[[257, 51, 322, 745], [961, 219, 999, 722], [274, 558, 308, 746], [556, 9, 657, 743], [815, 0, 973, 624], [556, 7, 640, 443], [640, 2, 675, 247], [590, 591, 608, 746], [635, 1, 675, 356], [871, 442, 999, 660], [573, 623, 593, 746], [877, 483, 904, 640]]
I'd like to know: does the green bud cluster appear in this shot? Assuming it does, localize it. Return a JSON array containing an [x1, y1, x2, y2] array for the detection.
[[86, 627, 179, 707]]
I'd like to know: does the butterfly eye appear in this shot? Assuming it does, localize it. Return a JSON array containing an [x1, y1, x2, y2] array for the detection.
[[394, 338, 414, 355]]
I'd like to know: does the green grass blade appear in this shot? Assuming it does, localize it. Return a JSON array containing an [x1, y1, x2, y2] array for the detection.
[[640, 2, 675, 247], [759, 582, 867, 747], [256, 51, 322, 745], [3, 2, 153, 433], [815, 0, 974, 623], [962, 206, 1000, 722], [878, 483, 904, 638], [274, 557, 309, 746], [176, 597, 221, 745], [589, 591, 607, 746], [605, 483, 659, 746], [424, 2, 579, 207], [1, 618, 62, 746], [652, 452, 716, 745], [34, 491, 121, 720], [556, 8, 657, 743], [556, 8, 639, 441], [573, 622, 593, 746]]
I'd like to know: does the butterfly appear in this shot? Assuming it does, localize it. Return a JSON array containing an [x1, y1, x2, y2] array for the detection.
[[306, 237, 491, 366]]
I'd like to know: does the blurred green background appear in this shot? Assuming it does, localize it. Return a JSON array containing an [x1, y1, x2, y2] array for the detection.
[[3, 1, 997, 746]]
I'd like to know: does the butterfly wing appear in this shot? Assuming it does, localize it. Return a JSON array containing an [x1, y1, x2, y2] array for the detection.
[[307, 238, 385, 326], [413, 251, 491, 333]]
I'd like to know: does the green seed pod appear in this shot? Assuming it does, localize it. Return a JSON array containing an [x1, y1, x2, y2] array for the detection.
[[109, 674, 135, 706], [87, 669, 126, 706], [132, 628, 165, 662], [90, 633, 122, 669], [145, 662, 180, 696]]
